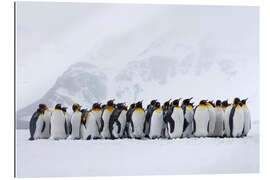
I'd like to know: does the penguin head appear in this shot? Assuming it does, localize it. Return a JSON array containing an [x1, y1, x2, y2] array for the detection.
[[72, 103, 80, 112], [101, 104, 106, 109], [208, 100, 215, 107], [163, 99, 171, 106], [182, 97, 193, 106], [155, 102, 161, 108], [233, 97, 241, 105], [92, 102, 101, 110], [216, 100, 222, 107], [189, 102, 194, 108], [172, 98, 181, 106], [136, 101, 143, 108], [107, 99, 115, 106], [199, 100, 207, 105], [80, 108, 87, 114], [39, 103, 46, 110], [61, 107, 68, 113], [116, 103, 125, 109], [55, 104, 62, 110], [129, 103, 136, 109], [222, 100, 229, 108], [150, 99, 157, 106], [241, 98, 248, 105]]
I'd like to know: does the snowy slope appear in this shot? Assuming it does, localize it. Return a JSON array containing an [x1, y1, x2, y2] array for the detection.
[[16, 122, 259, 177], [16, 62, 107, 128]]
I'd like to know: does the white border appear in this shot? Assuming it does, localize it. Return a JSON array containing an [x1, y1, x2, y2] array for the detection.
[[1, 0, 269, 180]]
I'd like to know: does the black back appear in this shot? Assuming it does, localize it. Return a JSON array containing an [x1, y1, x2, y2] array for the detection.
[[229, 106, 236, 137], [29, 111, 42, 140]]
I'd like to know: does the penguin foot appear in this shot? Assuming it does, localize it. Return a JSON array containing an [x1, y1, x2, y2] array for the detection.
[[86, 135, 92, 140], [28, 137, 34, 141]]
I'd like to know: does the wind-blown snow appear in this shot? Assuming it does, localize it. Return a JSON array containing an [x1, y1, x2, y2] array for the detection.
[[16, 122, 259, 177]]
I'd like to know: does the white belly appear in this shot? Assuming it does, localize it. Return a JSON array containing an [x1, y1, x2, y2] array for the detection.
[[182, 108, 194, 138], [224, 106, 232, 137], [194, 107, 209, 137], [118, 110, 127, 137], [34, 115, 44, 139], [213, 108, 224, 137], [242, 106, 251, 136], [81, 112, 99, 139], [50, 111, 66, 139], [208, 107, 216, 136], [149, 110, 163, 138], [70, 112, 82, 139], [40, 111, 51, 138], [132, 111, 145, 138], [101, 110, 113, 138], [232, 107, 244, 137], [168, 107, 184, 138]]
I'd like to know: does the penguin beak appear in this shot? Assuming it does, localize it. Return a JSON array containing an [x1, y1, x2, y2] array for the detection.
[[189, 97, 193, 100]]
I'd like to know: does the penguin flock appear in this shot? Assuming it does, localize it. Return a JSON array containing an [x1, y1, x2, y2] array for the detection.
[[28, 97, 251, 140]]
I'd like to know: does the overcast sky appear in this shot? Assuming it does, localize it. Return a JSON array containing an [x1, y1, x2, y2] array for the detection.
[[16, 2, 259, 110]]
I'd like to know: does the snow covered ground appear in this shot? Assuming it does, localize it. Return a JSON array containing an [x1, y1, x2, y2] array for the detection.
[[16, 121, 259, 177]]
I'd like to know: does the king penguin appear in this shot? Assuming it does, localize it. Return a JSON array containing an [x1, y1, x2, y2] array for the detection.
[[149, 101, 163, 139], [109, 103, 127, 139], [206, 100, 217, 136], [182, 98, 195, 138], [241, 98, 251, 136], [100, 99, 115, 139], [61, 107, 70, 135], [68, 104, 82, 140], [81, 103, 101, 140], [50, 104, 68, 140], [213, 100, 225, 137], [130, 101, 145, 139], [193, 100, 210, 137], [228, 97, 245, 137], [144, 99, 157, 137], [164, 99, 184, 139], [162, 99, 171, 138], [125, 103, 136, 138], [39, 105, 51, 139], [28, 104, 46, 140], [222, 100, 230, 112], [224, 100, 233, 137]]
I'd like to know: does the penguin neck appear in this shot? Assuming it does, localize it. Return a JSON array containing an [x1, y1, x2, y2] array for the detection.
[[92, 108, 101, 112], [74, 109, 80, 113], [55, 108, 61, 111], [199, 104, 206, 108], [106, 106, 114, 112]]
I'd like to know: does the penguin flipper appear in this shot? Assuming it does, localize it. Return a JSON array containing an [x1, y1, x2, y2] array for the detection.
[[131, 120, 134, 132], [169, 119, 175, 134], [64, 120, 68, 135], [116, 120, 121, 134], [29, 111, 39, 140], [207, 121, 210, 134], [99, 118, 104, 133], [183, 118, 189, 132], [229, 106, 236, 137], [41, 121, 46, 133]]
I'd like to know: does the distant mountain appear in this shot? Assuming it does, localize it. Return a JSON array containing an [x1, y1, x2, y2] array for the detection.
[[16, 62, 107, 128], [17, 34, 258, 129]]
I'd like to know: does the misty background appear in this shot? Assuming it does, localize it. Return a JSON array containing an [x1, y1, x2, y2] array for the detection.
[[16, 2, 259, 128]]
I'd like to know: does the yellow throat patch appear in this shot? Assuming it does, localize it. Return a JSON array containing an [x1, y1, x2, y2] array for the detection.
[[135, 108, 144, 112], [106, 106, 114, 112]]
